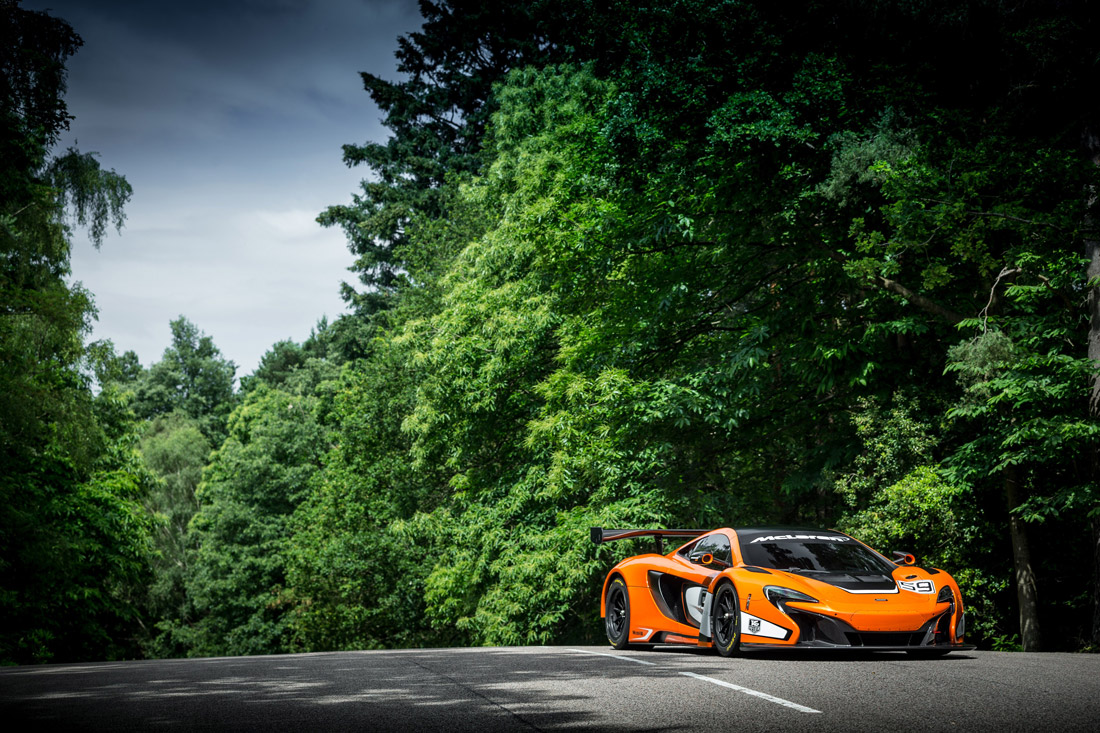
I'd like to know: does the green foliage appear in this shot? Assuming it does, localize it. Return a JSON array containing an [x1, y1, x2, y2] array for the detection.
[[841, 465, 1009, 645], [946, 329, 1098, 485], [831, 395, 941, 510], [183, 381, 329, 657], [831, 395, 1008, 644], [46, 147, 132, 249], [285, 310, 445, 651], [0, 383, 156, 663], [317, 0, 570, 314], [133, 316, 237, 443], [138, 412, 209, 657], [1, 1, 156, 664], [239, 319, 345, 394], [0, 0, 82, 205]]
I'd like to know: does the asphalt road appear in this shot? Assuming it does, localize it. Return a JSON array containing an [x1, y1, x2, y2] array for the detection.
[[2, 646, 1098, 732]]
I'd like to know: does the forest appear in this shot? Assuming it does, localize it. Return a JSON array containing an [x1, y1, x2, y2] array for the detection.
[[2, 0, 1098, 664]]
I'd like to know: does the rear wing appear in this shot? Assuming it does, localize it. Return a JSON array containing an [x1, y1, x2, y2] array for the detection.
[[590, 527, 706, 554]]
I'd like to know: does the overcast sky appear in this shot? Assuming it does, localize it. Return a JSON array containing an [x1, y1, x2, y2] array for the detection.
[[25, 0, 423, 377]]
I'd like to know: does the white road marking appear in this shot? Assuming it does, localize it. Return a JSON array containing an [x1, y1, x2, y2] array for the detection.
[[565, 649, 657, 666], [565, 648, 821, 714], [679, 671, 822, 714]]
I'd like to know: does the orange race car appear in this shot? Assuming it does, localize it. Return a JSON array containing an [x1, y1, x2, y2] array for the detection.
[[592, 526, 975, 657]]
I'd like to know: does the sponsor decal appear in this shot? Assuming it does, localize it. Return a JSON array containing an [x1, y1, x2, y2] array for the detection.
[[750, 534, 850, 543], [740, 613, 790, 640], [898, 579, 936, 594]]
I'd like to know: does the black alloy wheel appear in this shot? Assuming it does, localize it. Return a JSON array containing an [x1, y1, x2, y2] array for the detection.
[[605, 577, 630, 649], [712, 582, 740, 657]]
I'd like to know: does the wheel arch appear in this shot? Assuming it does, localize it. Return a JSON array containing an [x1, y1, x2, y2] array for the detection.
[[601, 571, 627, 618], [707, 570, 738, 594]]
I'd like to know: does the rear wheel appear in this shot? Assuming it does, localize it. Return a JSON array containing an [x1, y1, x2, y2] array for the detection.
[[605, 577, 630, 649], [712, 582, 741, 657]]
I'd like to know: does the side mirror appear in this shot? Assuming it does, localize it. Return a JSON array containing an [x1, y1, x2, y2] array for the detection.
[[892, 550, 916, 566], [690, 552, 730, 568]]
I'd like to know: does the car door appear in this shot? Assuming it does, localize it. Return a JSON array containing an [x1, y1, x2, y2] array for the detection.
[[663, 532, 732, 627]]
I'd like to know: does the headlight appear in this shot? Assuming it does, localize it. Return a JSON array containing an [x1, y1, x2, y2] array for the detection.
[[764, 586, 819, 606], [936, 586, 954, 604]]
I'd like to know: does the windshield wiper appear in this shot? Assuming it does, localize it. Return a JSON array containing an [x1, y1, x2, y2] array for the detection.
[[783, 567, 828, 574]]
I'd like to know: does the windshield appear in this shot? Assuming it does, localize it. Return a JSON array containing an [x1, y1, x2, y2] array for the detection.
[[740, 536, 896, 575]]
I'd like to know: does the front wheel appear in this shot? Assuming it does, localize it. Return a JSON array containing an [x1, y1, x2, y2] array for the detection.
[[712, 582, 741, 657], [605, 577, 631, 649]]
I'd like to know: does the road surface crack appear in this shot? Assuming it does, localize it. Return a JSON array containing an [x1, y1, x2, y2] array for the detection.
[[408, 659, 545, 732]]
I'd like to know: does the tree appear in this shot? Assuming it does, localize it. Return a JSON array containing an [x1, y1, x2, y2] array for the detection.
[[1, 0, 150, 664], [239, 317, 349, 394], [138, 412, 210, 657], [133, 316, 237, 443], [284, 190, 486, 651], [318, 0, 581, 314], [286, 345, 443, 650], [183, 376, 329, 656], [1, 0, 131, 475]]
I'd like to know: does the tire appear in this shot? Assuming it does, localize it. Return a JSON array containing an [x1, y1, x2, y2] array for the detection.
[[711, 582, 741, 657], [605, 577, 631, 649]]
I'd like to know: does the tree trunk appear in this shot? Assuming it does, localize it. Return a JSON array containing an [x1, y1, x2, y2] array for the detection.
[[1088, 230, 1100, 649], [1005, 466, 1041, 651], [1085, 240, 1100, 400], [1093, 514, 1100, 650], [1085, 128, 1100, 649]]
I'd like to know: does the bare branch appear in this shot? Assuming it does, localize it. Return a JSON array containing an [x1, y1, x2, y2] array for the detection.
[[873, 275, 966, 325], [814, 242, 966, 325], [979, 266, 1023, 331], [1035, 273, 1077, 313]]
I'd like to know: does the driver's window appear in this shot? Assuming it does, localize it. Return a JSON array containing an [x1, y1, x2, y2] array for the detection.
[[688, 534, 731, 570]]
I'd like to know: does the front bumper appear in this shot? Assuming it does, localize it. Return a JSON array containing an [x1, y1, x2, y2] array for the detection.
[[742, 606, 974, 653]]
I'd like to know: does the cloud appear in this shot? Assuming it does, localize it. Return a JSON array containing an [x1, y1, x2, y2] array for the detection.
[[72, 201, 356, 375], [33, 0, 424, 374], [50, 0, 417, 148]]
